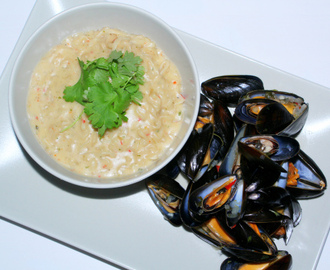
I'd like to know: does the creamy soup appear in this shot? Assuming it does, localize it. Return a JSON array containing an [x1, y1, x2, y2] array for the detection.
[[27, 27, 184, 178]]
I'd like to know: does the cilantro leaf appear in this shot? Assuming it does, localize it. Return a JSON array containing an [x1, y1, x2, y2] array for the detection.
[[63, 59, 86, 105], [62, 50, 145, 136]]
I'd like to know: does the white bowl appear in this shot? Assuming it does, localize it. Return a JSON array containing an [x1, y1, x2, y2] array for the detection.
[[9, 2, 200, 189]]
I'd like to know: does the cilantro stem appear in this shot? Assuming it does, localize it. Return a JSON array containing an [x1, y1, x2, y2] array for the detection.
[[122, 72, 136, 89], [60, 110, 84, 133]]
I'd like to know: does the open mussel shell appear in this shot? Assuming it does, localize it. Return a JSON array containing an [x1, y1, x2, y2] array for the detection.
[[238, 141, 285, 192], [189, 174, 238, 216], [179, 167, 219, 228], [218, 124, 248, 178], [237, 90, 309, 137], [145, 174, 185, 226], [247, 186, 293, 208], [177, 122, 214, 181], [198, 93, 214, 116], [213, 100, 235, 160], [243, 206, 294, 245], [239, 135, 300, 162], [198, 95, 235, 165], [193, 209, 278, 263], [221, 220, 278, 262], [283, 150, 327, 199], [234, 98, 277, 126], [220, 250, 292, 270], [179, 181, 205, 228], [256, 102, 295, 135], [177, 94, 234, 181], [247, 186, 302, 229], [201, 75, 264, 107]]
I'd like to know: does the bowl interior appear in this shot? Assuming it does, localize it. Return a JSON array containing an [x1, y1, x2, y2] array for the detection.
[[9, 2, 199, 188]]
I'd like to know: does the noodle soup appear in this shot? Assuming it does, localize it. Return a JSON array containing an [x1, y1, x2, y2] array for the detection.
[[27, 27, 184, 178]]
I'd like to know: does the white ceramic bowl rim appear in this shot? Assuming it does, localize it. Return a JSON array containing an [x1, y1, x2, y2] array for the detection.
[[9, 2, 200, 189]]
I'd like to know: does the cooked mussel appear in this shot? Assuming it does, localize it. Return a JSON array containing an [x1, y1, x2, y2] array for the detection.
[[235, 90, 309, 137], [179, 167, 219, 228], [283, 150, 327, 199], [177, 94, 234, 181], [144, 75, 326, 270], [197, 95, 235, 163], [145, 174, 185, 226], [220, 250, 292, 270], [201, 75, 264, 107], [177, 122, 214, 181], [225, 178, 247, 228], [243, 205, 294, 245], [239, 135, 300, 162], [193, 210, 278, 263], [256, 102, 295, 135], [238, 141, 285, 192], [218, 124, 247, 178], [189, 174, 238, 216], [247, 186, 302, 229], [221, 220, 278, 262]]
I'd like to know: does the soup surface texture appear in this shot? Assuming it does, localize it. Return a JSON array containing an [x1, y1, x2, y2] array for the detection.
[[27, 27, 184, 178]]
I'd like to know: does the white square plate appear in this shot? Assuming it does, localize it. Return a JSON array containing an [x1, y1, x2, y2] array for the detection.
[[1, 0, 329, 269]]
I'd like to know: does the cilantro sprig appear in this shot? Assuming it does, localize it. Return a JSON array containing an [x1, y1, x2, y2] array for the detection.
[[62, 50, 145, 137]]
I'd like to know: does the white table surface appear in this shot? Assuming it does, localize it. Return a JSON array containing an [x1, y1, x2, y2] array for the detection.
[[1, 0, 329, 269]]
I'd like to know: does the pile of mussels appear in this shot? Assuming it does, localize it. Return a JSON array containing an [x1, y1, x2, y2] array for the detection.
[[145, 75, 327, 269]]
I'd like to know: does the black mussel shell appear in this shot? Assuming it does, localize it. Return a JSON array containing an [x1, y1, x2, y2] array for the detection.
[[162, 156, 181, 179], [238, 142, 285, 192], [221, 219, 278, 263], [177, 123, 214, 181], [247, 186, 292, 208], [178, 96, 232, 181], [192, 209, 240, 248], [243, 207, 294, 245], [284, 150, 327, 199], [201, 75, 264, 107], [246, 185, 302, 229], [239, 135, 300, 162], [145, 174, 185, 226], [238, 89, 305, 106], [220, 251, 292, 270], [196, 95, 234, 171], [256, 102, 294, 135], [194, 133, 223, 180], [218, 124, 248, 178], [179, 167, 219, 228], [179, 181, 205, 228], [238, 90, 309, 137], [213, 100, 235, 160], [189, 174, 238, 216], [225, 178, 247, 228], [199, 93, 214, 116], [235, 98, 278, 125]]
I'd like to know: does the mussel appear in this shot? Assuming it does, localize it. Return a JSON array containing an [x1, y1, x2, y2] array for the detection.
[[282, 150, 327, 199], [201, 75, 264, 107], [180, 166, 219, 228], [235, 90, 309, 137], [239, 134, 300, 162], [188, 174, 238, 216], [221, 250, 292, 270], [145, 174, 185, 226], [145, 75, 326, 270], [177, 94, 234, 181], [193, 209, 278, 263]]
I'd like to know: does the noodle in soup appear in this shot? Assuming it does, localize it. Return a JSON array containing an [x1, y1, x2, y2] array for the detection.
[[27, 27, 184, 178]]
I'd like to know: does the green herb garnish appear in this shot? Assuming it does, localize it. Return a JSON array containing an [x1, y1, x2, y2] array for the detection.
[[62, 50, 145, 137]]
